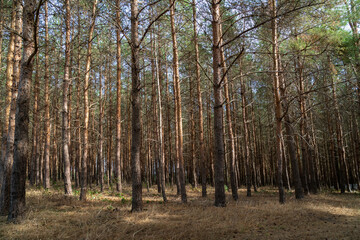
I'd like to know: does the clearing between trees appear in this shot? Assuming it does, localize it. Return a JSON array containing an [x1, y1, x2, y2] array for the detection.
[[0, 184, 359, 240]]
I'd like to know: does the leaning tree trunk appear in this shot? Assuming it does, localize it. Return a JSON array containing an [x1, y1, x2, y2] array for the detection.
[[211, 0, 226, 207], [8, 0, 37, 222]]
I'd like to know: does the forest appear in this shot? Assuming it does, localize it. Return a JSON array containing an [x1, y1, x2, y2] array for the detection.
[[0, 0, 359, 239]]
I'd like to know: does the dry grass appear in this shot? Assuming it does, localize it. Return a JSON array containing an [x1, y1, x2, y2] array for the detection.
[[0, 183, 359, 240]]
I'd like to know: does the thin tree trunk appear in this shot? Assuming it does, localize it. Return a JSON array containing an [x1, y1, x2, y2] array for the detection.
[[98, 61, 104, 192], [279, 55, 303, 199], [239, 57, 252, 197], [165, 62, 173, 186], [189, 73, 197, 189], [211, 0, 226, 207], [63, 0, 73, 195], [218, 24, 238, 201], [43, 1, 51, 189], [296, 54, 317, 194], [106, 50, 112, 187], [155, 36, 167, 202], [115, 0, 122, 193], [81, 0, 97, 201], [329, 59, 351, 193], [32, 41, 40, 187], [192, 0, 206, 197], [270, 0, 285, 204], [169, 0, 187, 203], [75, 0, 82, 188]]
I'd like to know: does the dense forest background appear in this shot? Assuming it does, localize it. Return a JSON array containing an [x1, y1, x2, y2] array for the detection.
[[0, 0, 359, 222]]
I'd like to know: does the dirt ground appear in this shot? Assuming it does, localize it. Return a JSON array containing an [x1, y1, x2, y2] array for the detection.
[[0, 183, 359, 240]]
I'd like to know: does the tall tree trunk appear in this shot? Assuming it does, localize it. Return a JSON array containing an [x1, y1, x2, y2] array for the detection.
[[219, 25, 238, 201], [31, 42, 40, 187], [106, 49, 112, 187], [239, 57, 252, 197], [63, 0, 73, 195], [115, 0, 122, 193], [169, 0, 187, 203], [329, 59, 351, 193], [150, 28, 160, 193], [81, 0, 97, 201], [155, 36, 167, 202], [130, 0, 143, 212], [43, 1, 51, 189], [98, 56, 104, 191], [8, 0, 37, 222], [165, 62, 173, 186], [0, 0, 22, 215], [75, 0, 82, 188], [189, 73, 197, 189], [296, 54, 317, 195], [211, 0, 226, 207], [270, 0, 285, 204], [0, 0, 3, 68], [279, 55, 303, 199], [0, 1, 16, 193], [192, 0, 207, 197]]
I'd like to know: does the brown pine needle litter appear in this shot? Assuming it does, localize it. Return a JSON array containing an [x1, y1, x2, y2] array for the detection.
[[0, 183, 359, 240]]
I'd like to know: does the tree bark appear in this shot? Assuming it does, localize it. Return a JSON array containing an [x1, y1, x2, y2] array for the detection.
[[81, 0, 97, 201], [0, 0, 3, 68], [169, 0, 187, 203], [115, 0, 122, 193], [239, 57, 252, 197], [43, 0, 51, 190], [8, 0, 37, 222], [218, 24, 238, 201], [97, 48, 104, 191], [130, 0, 143, 212], [155, 36, 167, 202], [75, 0, 82, 188], [0, 0, 22, 215], [270, 0, 285, 204], [278, 55, 303, 199], [63, 0, 73, 195], [329, 59, 351, 193], [211, 0, 226, 207], [192, 0, 207, 197], [0, 1, 16, 193]]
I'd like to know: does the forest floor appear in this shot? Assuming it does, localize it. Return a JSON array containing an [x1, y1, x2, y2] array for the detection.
[[0, 183, 359, 240]]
